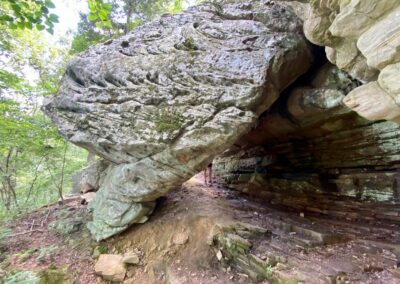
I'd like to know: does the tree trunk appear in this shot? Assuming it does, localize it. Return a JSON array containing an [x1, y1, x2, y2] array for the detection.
[[58, 142, 68, 203]]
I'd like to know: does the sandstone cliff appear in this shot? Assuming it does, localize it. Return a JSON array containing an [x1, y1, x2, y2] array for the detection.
[[214, 62, 400, 222], [303, 0, 400, 122]]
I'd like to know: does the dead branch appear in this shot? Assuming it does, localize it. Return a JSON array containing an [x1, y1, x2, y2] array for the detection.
[[11, 229, 45, 237]]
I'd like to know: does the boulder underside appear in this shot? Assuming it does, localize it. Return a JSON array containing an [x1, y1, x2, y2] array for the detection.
[[212, 0, 400, 231], [44, 0, 312, 240], [214, 62, 400, 221]]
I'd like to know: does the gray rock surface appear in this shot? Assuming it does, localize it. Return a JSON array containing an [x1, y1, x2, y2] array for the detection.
[[48, 217, 83, 236], [44, 0, 312, 240], [71, 160, 108, 194]]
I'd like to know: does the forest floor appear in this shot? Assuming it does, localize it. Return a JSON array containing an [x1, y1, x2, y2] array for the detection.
[[1, 174, 400, 283]]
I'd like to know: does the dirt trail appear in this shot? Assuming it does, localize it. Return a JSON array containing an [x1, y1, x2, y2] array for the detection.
[[3, 174, 400, 283]]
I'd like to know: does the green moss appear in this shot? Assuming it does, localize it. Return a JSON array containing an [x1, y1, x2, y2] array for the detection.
[[15, 248, 37, 262], [97, 244, 108, 254], [154, 110, 184, 133], [265, 265, 273, 277], [183, 37, 197, 51], [37, 265, 68, 284], [36, 245, 58, 263]]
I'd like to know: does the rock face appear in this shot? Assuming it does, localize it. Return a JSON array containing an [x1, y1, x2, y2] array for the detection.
[[44, 1, 312, 240], [48, 217, 83, 235], [214, 63, 400, 221], [71, 160, 108, 194], [304, 0, 400, 122]]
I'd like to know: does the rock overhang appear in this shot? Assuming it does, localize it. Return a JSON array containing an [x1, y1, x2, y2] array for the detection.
[[43, 0, 313, 240]]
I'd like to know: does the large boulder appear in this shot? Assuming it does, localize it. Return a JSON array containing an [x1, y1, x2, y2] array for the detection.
[[303, 0, 400, 123], [44, 0, 312, 240]]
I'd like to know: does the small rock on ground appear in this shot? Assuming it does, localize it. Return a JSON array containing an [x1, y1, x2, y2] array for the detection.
[[94, 254, 126, 282]]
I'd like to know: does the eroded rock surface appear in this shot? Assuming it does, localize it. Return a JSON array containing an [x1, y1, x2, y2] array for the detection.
[[214, 63, 400, 219], [304, 0, 400, 122], [44, 1, 312, 240]]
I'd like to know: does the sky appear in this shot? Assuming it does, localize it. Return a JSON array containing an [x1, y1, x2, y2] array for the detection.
[[2, 1, 88, 102], [51, 0, 198, 37], [53, 0, 88, 36]]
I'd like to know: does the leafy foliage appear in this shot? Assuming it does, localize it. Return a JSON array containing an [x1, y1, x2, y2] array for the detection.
[[0, 4, 87, 220], [87, 0, 113, 29], [0, 70, 24, 91], [0, 0, 59, 34], [71, 0, 188, 54], [70, 12, 108, 54]]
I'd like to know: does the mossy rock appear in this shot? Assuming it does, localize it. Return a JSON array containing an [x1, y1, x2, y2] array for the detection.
[[4, 270, 39, 284], [48, 217, 83, 236], [37, 266, 70, 284]]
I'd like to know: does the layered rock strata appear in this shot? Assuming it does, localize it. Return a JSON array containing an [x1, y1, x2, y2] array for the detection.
[[44, 1, 312, 240], [304, 0, 400, 122], [214, 63, 400, 222]]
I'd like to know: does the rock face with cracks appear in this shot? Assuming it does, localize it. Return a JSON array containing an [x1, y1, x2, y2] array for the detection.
[[43, 0, 312, 240], [304, 0, 400, 122], [213, 63, 400, 220]]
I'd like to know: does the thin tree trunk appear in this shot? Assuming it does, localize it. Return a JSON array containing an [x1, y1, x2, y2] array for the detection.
[[124, 6, 132, 34], [58, 142, 68, 203], [12, 148, 19, 207], [25, 155, 46, 204], [3, 147, 17, 209]]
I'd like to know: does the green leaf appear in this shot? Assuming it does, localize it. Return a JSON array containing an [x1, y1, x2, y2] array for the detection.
[[45, 1, 56, 9], [104, 20, 112, 29], [41, 6, 49, 14], [95, 21, 103, 28], [0, 15, 14, 22], [99, 10, 108, 21], [31, 17, 39, 24], [11, 4, 21, 13], [48, 13, 59, 23], [25, 21, 33, 29], [88, 13, 97, 21], [36, 24, 45, 31], [103, 3, 113, 12], [17, 21, 26, 29], [20, 1, 29, 8]]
